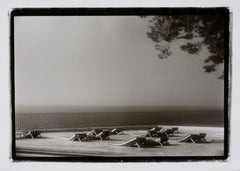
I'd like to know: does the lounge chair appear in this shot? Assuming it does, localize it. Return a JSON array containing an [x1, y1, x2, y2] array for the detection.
[[111, 136, 168, 148], [160, 127, 179, 136], [95, 130, 110, 140], [24, 130, 41, 138], [146, 126, 179, 137], [178, 133, 207, 143], [70, 129, 110, 142], [70, 133, 87, 141], [145, 130, 169, 142], [110, 128, 124, 135], [171, 127, 179, 132], [145, 126, 162, 137]]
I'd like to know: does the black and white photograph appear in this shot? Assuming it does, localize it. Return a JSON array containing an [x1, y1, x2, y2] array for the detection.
[[11, 8, 229, 161]]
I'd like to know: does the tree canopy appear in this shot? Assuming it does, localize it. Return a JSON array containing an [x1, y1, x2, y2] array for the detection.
[[144, 15, 225, 79]]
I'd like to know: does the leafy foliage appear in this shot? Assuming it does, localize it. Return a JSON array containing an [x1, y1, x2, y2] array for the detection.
[[180, 43, 202, 54], [144, 15, 225, 79]]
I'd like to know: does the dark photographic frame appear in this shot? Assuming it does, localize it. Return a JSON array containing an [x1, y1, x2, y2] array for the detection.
[[10, 7, 230, 162]]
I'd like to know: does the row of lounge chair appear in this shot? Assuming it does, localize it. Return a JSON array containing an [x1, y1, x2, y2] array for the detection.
[[70, 128, 124, 141], [144, 126, 178, 137], [16, 126, 207, 148], [114, 127, 206, 148], [120, 126, 177, 147]]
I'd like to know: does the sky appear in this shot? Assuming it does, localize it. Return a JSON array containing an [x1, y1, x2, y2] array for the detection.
[[14, 16, 224, 110]]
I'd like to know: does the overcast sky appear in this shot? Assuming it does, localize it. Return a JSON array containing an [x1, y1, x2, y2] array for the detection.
[[14, 16, 224, 109]]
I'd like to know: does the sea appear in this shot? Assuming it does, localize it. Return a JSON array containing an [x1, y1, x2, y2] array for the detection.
[[15, 109, 224, 131]]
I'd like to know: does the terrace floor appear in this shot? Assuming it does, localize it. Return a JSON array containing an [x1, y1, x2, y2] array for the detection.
[[15, 126, 224, 158]]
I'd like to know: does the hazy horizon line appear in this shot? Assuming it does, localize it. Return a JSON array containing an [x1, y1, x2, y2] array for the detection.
[[15, 104, 224, 113]]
